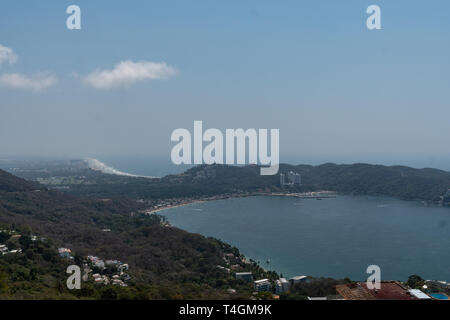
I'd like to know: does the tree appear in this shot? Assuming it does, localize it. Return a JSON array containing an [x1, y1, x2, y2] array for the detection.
[[407, 275, 424, 289], [0, 271, 9, 294]]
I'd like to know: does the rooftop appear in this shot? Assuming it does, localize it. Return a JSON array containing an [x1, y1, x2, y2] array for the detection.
[[254, 279, 270, 284], [336, 283, 375, 300], [360, 282, 417, 300], [408, 289, 431, 300], [291, 275, 308, 281], [337, 282, 419, 300]]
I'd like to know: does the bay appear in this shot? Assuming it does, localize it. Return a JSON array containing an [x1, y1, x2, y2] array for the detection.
[[161, 195, 450, 282]]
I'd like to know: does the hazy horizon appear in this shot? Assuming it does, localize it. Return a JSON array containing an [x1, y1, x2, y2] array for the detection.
[[2, 154, 450, 178], [2, 1, 450, 172]]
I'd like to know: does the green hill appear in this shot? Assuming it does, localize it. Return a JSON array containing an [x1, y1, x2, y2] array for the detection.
[[0, 169, 274, 299], [30, 162, 450, 204]]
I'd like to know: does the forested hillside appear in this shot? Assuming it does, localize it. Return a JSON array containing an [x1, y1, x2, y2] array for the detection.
[[0, 169, 274, 299], [20, 162, 450, 204]]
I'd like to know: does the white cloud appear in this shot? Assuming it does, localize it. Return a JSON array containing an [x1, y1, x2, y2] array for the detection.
[[0, 73, 58, 91], [0, 45, 56, 92], [0, 44, 18, 66], [83, 60, 177, 89]]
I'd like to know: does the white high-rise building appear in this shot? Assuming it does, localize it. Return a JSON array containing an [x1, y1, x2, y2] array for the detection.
[[280, 171, 301, 186]]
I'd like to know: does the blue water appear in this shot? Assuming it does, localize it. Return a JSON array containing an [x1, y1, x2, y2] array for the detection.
[[161, 195, 450, 282], [430, 293, 448, 300]]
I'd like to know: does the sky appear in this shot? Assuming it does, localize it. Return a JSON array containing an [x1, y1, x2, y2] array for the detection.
[[1, 0, 450, 171]]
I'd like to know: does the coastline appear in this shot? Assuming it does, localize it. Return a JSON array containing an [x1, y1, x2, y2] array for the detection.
[[144, 200, 208, 214], [153, 193, 450, 284], [143, 190, 338, 215]]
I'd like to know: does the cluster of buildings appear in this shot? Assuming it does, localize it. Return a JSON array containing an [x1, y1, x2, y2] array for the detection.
[[275, 276, 309, 294], [87, 255, 106, 269], [443, 188, 450, 198], [234, 271, 309, 294], [234, 272, 272, 293], [91, 273, 110, 285], [239, 277, 449, 300], [0, 244, 22, 255], [425, 279, 450, 290], [442, 189, 450, 205], [85, 255, 130, 286], [335, 281, 433, 300], [233, 271, 450, 301], [224, 251, 313, 296], [434, 188, 450, 206], [58, 248, 131, 287], [86, 255, 129, 272], [91, 273, 129, 287], [219, 253, 253, 275], [0, 230, 38, 255], [221, 252, 279, 295], [233, 275, 449, 300], [280, 171, 301, 187], [58, 248, 74, 260]]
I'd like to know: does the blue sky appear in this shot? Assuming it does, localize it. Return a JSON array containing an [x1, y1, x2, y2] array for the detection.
[[1, 0, 450, 170]]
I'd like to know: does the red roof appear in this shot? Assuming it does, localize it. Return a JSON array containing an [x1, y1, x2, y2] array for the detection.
[[360, 282, 418, 300], [336, 282, 418, 300]]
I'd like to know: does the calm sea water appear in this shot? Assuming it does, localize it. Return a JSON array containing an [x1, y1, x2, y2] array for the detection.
[[161, 196, 450, 281]]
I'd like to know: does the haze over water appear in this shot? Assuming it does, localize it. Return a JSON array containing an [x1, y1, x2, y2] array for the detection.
[[162, 196, 450, 281]]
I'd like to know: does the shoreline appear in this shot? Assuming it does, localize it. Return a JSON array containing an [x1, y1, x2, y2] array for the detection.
[[149, 193, 450, 285], [144, 200, 208, 214], [143, 191, 338, 215], [142, 191, 444, 217]]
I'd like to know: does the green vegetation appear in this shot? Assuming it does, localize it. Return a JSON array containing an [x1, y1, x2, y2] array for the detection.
[[3, 159, 450, 300], [0, 169, 276, 299], [281, 277, 353, 300], [407, 275, 425, 289], [11, 161, 450, 205]]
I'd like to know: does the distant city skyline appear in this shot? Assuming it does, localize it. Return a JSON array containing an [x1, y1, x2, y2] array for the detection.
[[1, 1, 450, 171]]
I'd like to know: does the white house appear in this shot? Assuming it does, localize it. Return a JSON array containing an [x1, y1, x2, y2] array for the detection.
[[254, 279, 272, 292]]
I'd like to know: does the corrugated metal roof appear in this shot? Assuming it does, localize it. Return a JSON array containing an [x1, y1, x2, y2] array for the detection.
[[408, 289, 431, 299]]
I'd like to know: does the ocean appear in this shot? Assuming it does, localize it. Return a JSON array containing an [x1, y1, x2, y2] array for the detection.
[[161, 195, 450, 282]]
